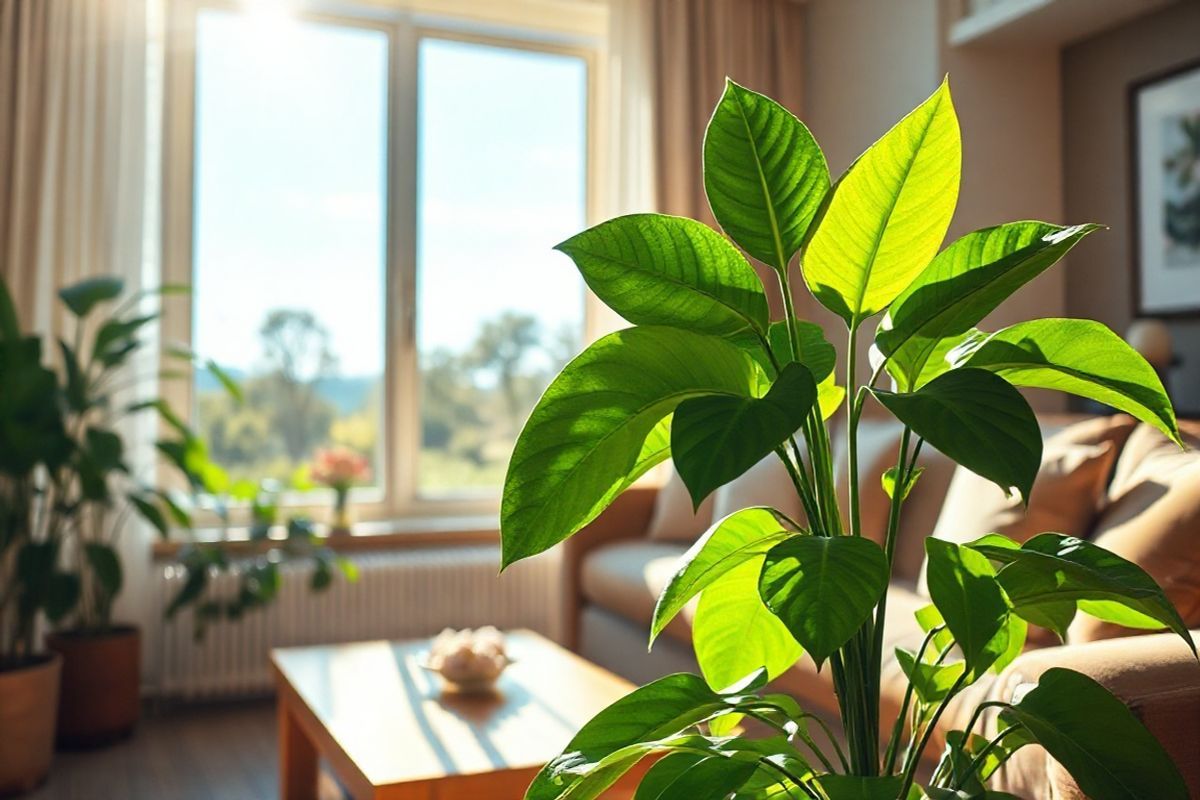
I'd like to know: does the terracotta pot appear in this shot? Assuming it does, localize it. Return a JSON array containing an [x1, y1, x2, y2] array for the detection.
[[45, 625, 139, 748], [0, 653, 60, 796]]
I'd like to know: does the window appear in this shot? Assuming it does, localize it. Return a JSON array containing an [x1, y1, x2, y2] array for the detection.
[[170, 2, 599, 519]]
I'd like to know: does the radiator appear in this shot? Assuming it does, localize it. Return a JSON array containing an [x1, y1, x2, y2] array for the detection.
[[149, 545, 562, 699]]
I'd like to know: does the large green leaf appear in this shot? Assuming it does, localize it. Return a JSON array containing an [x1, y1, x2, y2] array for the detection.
[[733, 320, 836, 383], [758, 535, 888, 667], [651, 507, 795, 643], [556, 214, 770, 336], [960, 318, 1180, 443], [1005, 668, 1189, 800], [815, 775, 907, 800], [84, 542, 123, 598], [924, 539, 1009, 677], [694, 559, 803, 690], [871, 368, 1041, 503], [672, 362, 816, 506], [638, 755, 758, 800], [635, 753, 706, 800], [876, 222, 1101, 390], [803, 79, 961, 326], [969, 533, 1196, 658], [896, 647, 965, 704], [703, 80, 829, 270], [58, 276, 124, 317], [501, 327, 763, 567]]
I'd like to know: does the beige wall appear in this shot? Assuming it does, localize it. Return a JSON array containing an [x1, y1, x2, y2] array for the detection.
[[1062, 1, 1200, 415]]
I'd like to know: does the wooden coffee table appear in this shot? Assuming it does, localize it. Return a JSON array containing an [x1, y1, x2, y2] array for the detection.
[[271, 630, 640, 800]]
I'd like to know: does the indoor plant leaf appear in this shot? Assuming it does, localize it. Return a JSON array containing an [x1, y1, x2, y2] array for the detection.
[[758, 535, 888, 667], [871, 368, 1042, 503], [635, 753, 707, 800], [875, 222, 1101, 390], [958, 318, 1180, 443], [703, 79, 830, 270], [58, 275, 124, 318], [633, 754, 759, 800], [815, 774, 907, 800], [556, 213, 770, 336], [924, 539, 1009, 677], [1003, 667, 1189, 800], [733, 320, 836, 383], [895, 647, 965, 704], [83, 542, 123, 598], [693, 559, 804, 690], [501, 326, 764, 567], [672, 362, 817, 506], [803, 79, 960, 326], [652, 506, 796, 644]]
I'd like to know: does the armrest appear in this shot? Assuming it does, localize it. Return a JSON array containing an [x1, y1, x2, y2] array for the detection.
[[961, 632, 1200, 798], [560, 486, 658, 650]]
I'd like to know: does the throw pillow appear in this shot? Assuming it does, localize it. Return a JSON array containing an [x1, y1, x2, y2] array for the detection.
[[647, 467, 715, 542]]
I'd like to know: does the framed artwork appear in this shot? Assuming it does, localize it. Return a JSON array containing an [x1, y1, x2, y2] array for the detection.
[[1131, 59, 1200, 317]]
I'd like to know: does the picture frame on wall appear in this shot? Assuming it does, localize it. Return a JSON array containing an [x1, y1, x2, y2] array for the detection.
[[1131, 59, 1200, 317]]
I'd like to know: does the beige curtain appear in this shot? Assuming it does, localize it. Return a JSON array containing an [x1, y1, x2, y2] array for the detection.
[[652, 0, 807, 313]]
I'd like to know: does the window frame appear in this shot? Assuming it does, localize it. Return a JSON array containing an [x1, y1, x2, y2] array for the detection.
[[161, 0, 606, 527]]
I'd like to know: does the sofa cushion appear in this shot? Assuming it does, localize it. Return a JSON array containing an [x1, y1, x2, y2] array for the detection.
[[580, 540, 692, 644], [712, 454, 805, 523], [1108, 421, 1200, 503], [1072, 458, 1200, 643], [647, 466, 715, 542]]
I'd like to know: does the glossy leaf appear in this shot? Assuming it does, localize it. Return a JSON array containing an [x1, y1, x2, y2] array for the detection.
[[882, 465, 924, 501], [672, 362, 816, 506], [1005, 667, 1189, 800], [638, 754, 758, 800], [694, 559, 803, 690], [815, 775, 907, 800], [924, 539, 1009, 676], [652, 507, 795, 643], [58, 276, 124, 317], [876, 222, 1100, 389], [635, 754, 706, 800], [556, 214, 770, 336], [704, 80, 830, 270], [872, 368, 1041, 503], [960, 318, 1180, 443], [501, 327, 763, 567], [896, 647, 965, 704], [84, 542, 123, 597], [759, 535, 888, 666], [803, 79, 960, 325]]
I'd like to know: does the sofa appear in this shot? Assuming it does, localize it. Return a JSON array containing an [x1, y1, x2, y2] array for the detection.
[[561, 413, 1200, 799]]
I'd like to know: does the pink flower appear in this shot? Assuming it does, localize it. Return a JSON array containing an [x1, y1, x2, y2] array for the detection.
[[310, 446, 371, 491]]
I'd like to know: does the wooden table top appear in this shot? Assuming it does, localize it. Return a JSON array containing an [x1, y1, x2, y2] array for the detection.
[[270, 630, 636, 790]]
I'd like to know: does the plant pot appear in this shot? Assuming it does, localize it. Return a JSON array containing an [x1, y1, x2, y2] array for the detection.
[[45, 625, 139, 749], [0, 653, 60, 796]]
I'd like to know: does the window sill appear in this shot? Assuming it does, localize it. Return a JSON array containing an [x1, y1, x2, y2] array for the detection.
[[151, 514, 499, 561]]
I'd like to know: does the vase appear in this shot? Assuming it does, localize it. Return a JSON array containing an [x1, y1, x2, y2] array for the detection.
[[330, 489, 353, 536], [0, 653, 60, 795], [46, 625, 140, 748]]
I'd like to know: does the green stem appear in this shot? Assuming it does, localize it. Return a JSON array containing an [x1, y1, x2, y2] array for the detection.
[[882, 624, 943, 774], [951, 724, 1022, 790], [898, 672, 968, 797]]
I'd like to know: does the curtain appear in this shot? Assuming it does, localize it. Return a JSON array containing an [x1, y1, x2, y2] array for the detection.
[[652, 0, 808, 314], [0, 0, 159, 638]]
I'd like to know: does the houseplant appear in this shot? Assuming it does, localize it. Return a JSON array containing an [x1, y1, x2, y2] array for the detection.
[[500, 79, 1196, 799]]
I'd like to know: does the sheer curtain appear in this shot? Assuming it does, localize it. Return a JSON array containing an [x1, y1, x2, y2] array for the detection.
[[0, 0, 161, 640]]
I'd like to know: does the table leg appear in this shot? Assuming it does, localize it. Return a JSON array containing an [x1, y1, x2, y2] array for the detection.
[[279, 698, 319, 800]]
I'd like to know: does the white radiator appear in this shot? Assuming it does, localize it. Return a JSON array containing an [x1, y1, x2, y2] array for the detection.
[[149, 545, 562, 699]]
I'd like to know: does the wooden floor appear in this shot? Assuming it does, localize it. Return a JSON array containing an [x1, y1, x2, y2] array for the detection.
[[28, 700, 344, 800]]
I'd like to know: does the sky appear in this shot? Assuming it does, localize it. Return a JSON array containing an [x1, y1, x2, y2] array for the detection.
[[192, 9, 587, 378]]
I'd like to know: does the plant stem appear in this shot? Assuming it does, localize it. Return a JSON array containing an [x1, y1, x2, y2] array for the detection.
[[882, 624, 943, 774], [898, 672, 968, 797], [952, 725, 1023, 790]]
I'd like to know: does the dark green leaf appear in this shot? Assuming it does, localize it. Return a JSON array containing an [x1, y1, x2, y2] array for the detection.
[[732, 320, 836, 383], [876, 222, 1101, 390], [872, 368, 1041, 503], [129, 494, 169, 539], [703, 79, 830, 270], [86, 427, 124, 471], [59, 276, 124, 317], [803, 79, 960, 326], [58, 341, 89, 412], [759, 535, 888, 666], [652, 506, 795, 643], [0, 276, 19, 341], [672, 362, 816, 506], [924, 539, 1009, 676], [1005, 667, 1189, 800], [93, 314, 156, 362], [815, 774, 905, 800], [556, 214, 770, 336], [960, 318, 1179, 444], [44, 572, 81, 622], [639, 755, 758, 800], [501, 327, 763, 567], [84, 542, 123, 598], [634, 753, 706, 800]]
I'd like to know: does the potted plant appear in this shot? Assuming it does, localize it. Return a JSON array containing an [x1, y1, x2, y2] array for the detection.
[[0, 284, 73, 793], [500, 79, 1196, 798]]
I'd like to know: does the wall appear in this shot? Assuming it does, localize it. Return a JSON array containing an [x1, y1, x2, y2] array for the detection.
[[1062, 1, 1200, 415]]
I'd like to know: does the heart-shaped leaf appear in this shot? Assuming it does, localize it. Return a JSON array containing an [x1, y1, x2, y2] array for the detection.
[[876, 222, 1101, 390], [556, 214, 770, 336], [959, 318, 1180, 444], [58, 275, 124, 318], [1004, 668, 1189, 800], [652, 507, 796, 644], [871, 368, 1041, 503], [672, 362, 817, 506], [759, 535, 888, 667], [924, 539, 1010, 677], [704, 80, 830, 270], [501, 327, 763, 567], [803, 79, 960, 326]]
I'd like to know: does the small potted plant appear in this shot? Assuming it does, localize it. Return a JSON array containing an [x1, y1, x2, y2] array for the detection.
[[309, 446, 370, 536]]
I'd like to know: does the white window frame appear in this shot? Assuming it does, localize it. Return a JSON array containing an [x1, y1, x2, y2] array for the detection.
[[161, 0, 607, 527]]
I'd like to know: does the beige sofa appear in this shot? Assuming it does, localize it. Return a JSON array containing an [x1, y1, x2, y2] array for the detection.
[[561, 414, 1200, 798]]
